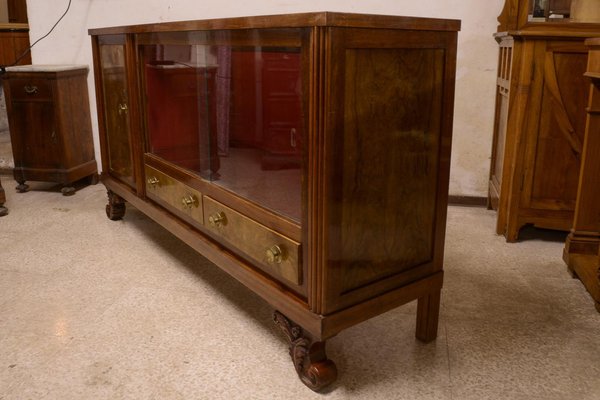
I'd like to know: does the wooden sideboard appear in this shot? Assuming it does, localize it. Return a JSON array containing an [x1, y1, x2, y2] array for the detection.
[[489, 0, 600, 241], [89, 12, 460, 390], [563, 38, 600, 312]]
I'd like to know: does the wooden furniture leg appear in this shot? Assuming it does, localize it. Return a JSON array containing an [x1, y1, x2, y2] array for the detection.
[[416, 289, 441, 343], [15, 179, 28, 193], [105, 189, 126, 220], [273, 311, 337, 392], [0, 176, 7, 216]]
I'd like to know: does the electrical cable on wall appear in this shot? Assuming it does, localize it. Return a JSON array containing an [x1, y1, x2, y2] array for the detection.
[[0, 0, 73, 74]]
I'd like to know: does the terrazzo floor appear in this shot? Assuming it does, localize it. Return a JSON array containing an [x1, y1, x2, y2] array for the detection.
[[1, 176, 599, 399], [0, 133, 13, 171]]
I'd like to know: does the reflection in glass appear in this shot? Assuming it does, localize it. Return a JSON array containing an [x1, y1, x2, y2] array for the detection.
[[139, 30, 303, 222]]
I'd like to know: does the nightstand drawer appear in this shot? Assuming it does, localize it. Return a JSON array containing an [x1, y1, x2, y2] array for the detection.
[[8, 78, 53, 101], [203, 196, 301, 286], [145, 165, 203, 226]]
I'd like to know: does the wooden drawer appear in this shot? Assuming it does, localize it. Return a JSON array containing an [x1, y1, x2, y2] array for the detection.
[[144, 165, 203, 226], [203, 196, 301, 286], [8, 78, 53, 101]]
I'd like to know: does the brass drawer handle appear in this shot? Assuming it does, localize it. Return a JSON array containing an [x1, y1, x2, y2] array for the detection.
[[208, 211, 226, 227], [266, 245, 284, 264], [181, 195, 198, 209], [147, 176, 159, 187], [24, 85, 38, 94]]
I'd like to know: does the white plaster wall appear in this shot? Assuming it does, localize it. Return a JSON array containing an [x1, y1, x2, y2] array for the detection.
[[25, 0, 504, 197]]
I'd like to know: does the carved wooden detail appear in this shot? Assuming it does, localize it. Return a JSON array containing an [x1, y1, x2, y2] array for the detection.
[[273, 311, 337, 392], [106, 189, 126, 220], [15, 181, 29, 193], [498, 0, 521, 32]]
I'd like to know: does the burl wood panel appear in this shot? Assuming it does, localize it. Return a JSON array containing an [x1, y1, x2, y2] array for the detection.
[[324, 39, 445, 313]]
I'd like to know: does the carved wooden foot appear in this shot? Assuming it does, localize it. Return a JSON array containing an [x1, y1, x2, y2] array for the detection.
[[15, 182, 29, 193], [0, 206, 7, 217], [273, 311, 337, 392], [61, 186, 76, 196], [106, 190, 126, 220]]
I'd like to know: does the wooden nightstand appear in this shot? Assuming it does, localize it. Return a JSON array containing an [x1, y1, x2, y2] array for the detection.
[[2, 65, 97, 195]]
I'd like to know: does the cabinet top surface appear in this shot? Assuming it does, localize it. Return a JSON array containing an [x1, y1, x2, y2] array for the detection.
[[88, 11, 461, 35], [5, 64, 89, 73]]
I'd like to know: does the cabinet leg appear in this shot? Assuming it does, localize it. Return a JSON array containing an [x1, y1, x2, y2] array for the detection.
[[61, 186, 76, 196], [89, 173, 100, 185], [105, 190, 126, 221], [416, 289, 441, 343], [15, 181, 29, 193], [0, 206, 7, 217], [273, 311, 337, 392]]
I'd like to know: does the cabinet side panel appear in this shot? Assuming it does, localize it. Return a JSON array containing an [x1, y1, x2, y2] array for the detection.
[[321, 27, 455, 314], [337, 48, 443, 293], [56, 73, 95, 168]]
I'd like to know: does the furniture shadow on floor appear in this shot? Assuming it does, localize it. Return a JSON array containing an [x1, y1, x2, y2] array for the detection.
[[514, 225, 569, 243]]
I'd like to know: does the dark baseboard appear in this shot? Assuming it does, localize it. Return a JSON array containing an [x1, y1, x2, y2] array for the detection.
[[448, 195, 487, 207]]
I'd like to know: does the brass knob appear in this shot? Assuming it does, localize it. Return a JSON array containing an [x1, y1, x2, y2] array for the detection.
[[266, 245, 284, 264], [181, 195, 198, 209], [118, 103, 128, 115], [147, 176, 159, 186], [208, 211, 226, 227]]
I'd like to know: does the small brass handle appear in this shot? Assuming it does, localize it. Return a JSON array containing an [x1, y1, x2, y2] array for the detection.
[[266, 245, 284, 264], [208, 211, 226, 227], [24, 85, 38, 94], [181, 195, 198, 209], [147, 176, 159, 186], [118, 103, 128, 115]]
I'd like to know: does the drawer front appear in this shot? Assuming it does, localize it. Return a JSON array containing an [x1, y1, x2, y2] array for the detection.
[[203, 196, 301, 286], [144, 165, 203, 225], [8, 78, 53, 101]]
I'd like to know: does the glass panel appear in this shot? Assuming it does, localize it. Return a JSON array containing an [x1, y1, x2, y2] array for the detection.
[[138, 29, 304, 222], [525, 0, 600, 21], [99, 42, 135, 187]]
